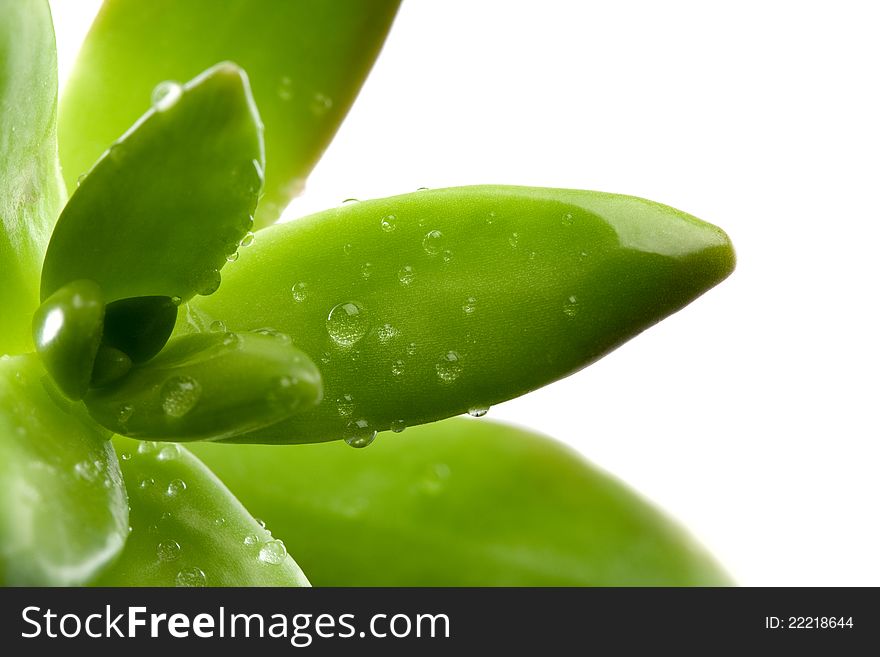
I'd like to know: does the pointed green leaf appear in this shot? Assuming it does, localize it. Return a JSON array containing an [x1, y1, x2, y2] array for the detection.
[[0, 0, 66, 354], [191, 418, 730, 586], [59, 0, 400, 228], [187, 186, 735, 444], [96, 436, 309, 586], [0, 354, 128, 586], [42, 62, 263, 304], [84, 332, 323, 441]]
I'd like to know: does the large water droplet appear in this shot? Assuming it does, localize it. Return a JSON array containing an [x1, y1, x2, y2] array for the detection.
[[117, 404, 135, 424], [344, 419, 376, 448], [209, 319, 226, 333], [291, 282, 308, 302], [380, 214, 397, 232], [243, 534, 260, 547], [258, 539, 288, 565], [151, 81, 182, 111], [240, 231, 255, 247], [157, 540, 181, 562], [422, 230, 445, 256], [175, 566, 206, 587], [157, 444, 181, 461], [197, 269, 221, 297], [563, 295, 579, 318], [390, 419, 407, 433], [398, 266, 415, 286], [435, 351, 462, 384], [226, 251, 240, 263], [326, 302, 369, 347], [161, 376, 202, 418], [138, 441, 159, 455]]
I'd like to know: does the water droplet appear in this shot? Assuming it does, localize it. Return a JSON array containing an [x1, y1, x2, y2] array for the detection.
[[508, 233, 519, 248], [258, 539, 288, 565], [360, 262, 373, 280], [157, 444, 181, 461], [380, 214, 397, 232], [197, 269, 221, 296], [562, 212, 574, 226], [209, 319, 226, 333], [118, 404, 135, 424], [391, 360, 405, 377], [226, 251, 240, 263], [138, 441, 159, 455], [344, 419, 377, 448], [579, 250, 589, 259], [76, 173, 86, 187], [120, 452, 132, 461], [310, 92, 333, 115], [222, 332, 241, 348], [166, 479, 187, 497], [377, 323, 398, 344], [468, 405, 489, 418], [251, 327, 292, 344], [563, 295, 579, 318], [326, 302, 369, 347], [157, 540, 181, 562], [462, 297, 477, 315], [336, 394, 355, 417], [214, 516, 226, 527], [528, 251, 537, 260], [436, 351, 462, 384], [406, 342, 417, 356], [74, 460, 100, 482], [422, 230, 445, 255], [138, 477, 156, 490], [291, 282, 308, 302], [319, 351, 331, 364], [243, 534, 260, 547], [240, 231, 255, 247], [343, 243, 353, 256], [161, 376, 202, 418], [398, 265, 415, 286], [255, 518, 267, 529], [175, 566, 206, 587], [151, 81, 182, 111], [390, 419, 407, 433], [442, 249, 454, 263]]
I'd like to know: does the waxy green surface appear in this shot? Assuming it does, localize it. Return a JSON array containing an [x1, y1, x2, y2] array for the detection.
[[42, 63, 263, 305], [189, 186, 734, 444], [192, 418, 731, 586], [0, 354, 127, 586], [59, 0, 400, 228], [97, 436, 309, 586], [0, 0, 66, 355]]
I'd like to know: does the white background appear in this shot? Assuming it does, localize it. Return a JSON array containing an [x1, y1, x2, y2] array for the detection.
[[50, 1, 879, 586]]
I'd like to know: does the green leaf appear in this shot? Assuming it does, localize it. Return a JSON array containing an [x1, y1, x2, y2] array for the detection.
[[96, 436, 310, 586], [42, 62, 263, 304], [59, 0, 400, 228], [84, 332, 323, 441], [187, 186, 735, 444], [191, 418, 730, 586], [0, 0, 66, 355], [0, 354, 128, 586]]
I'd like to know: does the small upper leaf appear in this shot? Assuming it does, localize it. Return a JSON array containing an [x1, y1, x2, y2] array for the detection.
[[59, 0, 400, 228], [0, 354, 128, 586], [0, 0, 66, 354], [41, 62, 263, 305]]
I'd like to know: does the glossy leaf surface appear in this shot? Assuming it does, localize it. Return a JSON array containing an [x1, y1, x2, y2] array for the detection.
[[96, 436, 309, 586], [59, 0, 400, 228], [0, 354, 127, 585], [192, 418, 730, 586], [0, 0, 66, 354], [42, 63, 263, 304], [189, 186, 735, 444]]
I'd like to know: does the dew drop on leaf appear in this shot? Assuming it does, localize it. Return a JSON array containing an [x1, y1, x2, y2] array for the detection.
[[175, 566, 206, 587], [258, 539, 288, 565], [344, 419, 376, 448], [326, 302, 369, 347], [161, 376, 202, 418]]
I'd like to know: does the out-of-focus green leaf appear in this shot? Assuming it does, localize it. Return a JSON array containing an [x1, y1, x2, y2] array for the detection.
[[0, 354, 128, 586], [0, 0, 66, 355], [59, 0, 400, 228], [187, 186, 734, 444], [42, 62, 263, 305], [96, 436, 309, 586], [191, 418, 731, 586]]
